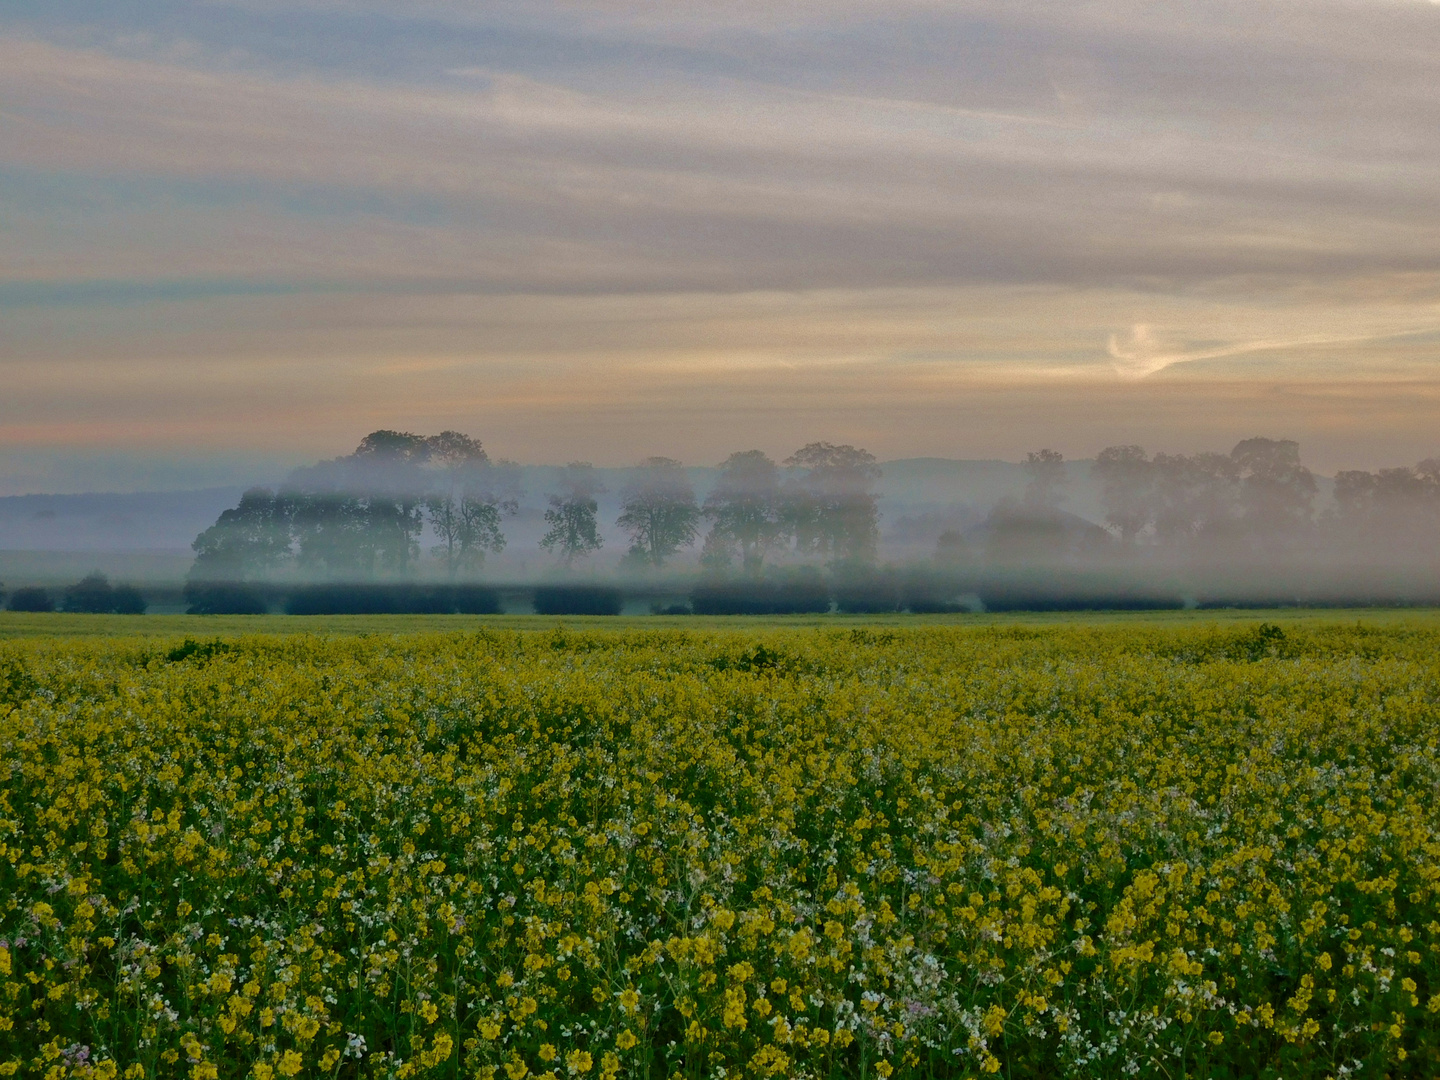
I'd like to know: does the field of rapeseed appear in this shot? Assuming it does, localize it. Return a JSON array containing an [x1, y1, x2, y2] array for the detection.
[[2, 623, 1438, 1079]]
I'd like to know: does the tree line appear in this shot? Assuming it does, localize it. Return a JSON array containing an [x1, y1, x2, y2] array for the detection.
[[190, 430, 1440, 587], [946, 437, 1440, 565], [4, 573, 147, 614], [189, 432, 884, 583]]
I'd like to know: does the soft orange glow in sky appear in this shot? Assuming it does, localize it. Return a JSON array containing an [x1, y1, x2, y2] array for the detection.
[[2, 2, 1439, 489]]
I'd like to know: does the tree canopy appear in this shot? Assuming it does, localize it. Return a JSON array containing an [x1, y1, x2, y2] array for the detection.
[[617, 457, 700, 569]]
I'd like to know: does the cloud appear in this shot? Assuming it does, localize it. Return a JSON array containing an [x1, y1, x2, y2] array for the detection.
[[1110, 324, 1387, 379], [4, 0, 1440, 295], [3, 0, 1440, 473]]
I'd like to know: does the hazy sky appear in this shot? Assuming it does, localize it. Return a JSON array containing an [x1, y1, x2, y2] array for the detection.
[[3, 0, 1440, 490]]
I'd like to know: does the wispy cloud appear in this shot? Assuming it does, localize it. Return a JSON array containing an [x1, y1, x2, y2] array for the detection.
[[3, 0, 1440, 476], [1107, 322, 1440, 379]]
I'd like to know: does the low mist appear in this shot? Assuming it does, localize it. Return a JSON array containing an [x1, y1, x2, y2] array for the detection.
[[4, 429, 1438, 614]]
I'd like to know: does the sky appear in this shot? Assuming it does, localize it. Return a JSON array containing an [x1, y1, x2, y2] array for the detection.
[[2, 0, 1440, 491]]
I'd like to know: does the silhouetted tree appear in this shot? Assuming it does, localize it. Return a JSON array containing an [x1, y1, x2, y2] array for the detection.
[[1230, 437, 1316, 548], [977, 499, 1112, 565], [1022, 449, 1067, 510], [61, 573, 146, 614], [1093, 445, 1153, 545], [63, 573, 115, 613], [618, 457, 700, 568], [287, 492, 368, 577], [1332, 458, 1440, 555], [540, 463, 605, 567], [281, 430, 435, 578], [195, 429, 522, 583], [423, 431, 517, 576], [7, 587, 53, 613], [782, 442, 881, 567], [111, 584, 148, 615], [702, 450, 783, 576], [189, 488, 292, 581], [1151, 451, 1240, 548], [352, 431, 431, 574], [353, 429, 433, 470]]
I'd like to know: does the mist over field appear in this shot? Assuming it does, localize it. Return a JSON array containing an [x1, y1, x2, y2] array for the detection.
[[4, 1, 1439, 613], [4, 429, 1435, 614]]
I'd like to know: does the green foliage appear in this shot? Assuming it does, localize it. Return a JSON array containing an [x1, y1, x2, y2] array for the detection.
[[2, 624, 1439, 1078], [164, 638, 234, 664], [617, 458, 699, 569]]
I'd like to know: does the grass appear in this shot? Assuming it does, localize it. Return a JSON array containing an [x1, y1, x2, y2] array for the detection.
[[1, 606, 1438, 639]]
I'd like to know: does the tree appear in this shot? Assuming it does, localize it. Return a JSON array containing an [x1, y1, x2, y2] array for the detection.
[[540, 463, 606, 567], [283, 431, 434, 579], [63, 572, 116, 613], [617, 457, 700, 568], [61, 573, 146, 614], [7, 587, 53, 613], [782, 442, 881, 567], [1332, 459, 1440, 554], [1022, 449, 1067, 511], [423, 431, 517, 576], [111, 583, 148, 615], [701, 451, 783, 577], [189, 488, 292, 582], [286, 491, 366, 577], [1093, 445, 1153, 545], [1151, 452, 1240, 548], [351, 431, 431, 575], [1230, 437, 1316, 545], [353, 429, 433, 468]]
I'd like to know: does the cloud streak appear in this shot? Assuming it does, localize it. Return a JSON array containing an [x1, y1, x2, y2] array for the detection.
[[1107, 321, 1440, 379], [2, 0, 1440, 479]]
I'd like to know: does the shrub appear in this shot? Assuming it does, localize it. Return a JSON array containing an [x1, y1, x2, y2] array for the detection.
[[61, 573, 147, 614], [691, 575, 832, 615], [447, 585, 502, 615], [110, 584, 148, 615], [978, 589, 1182, 612], [532, 585, 623, 616], [284, 584, 501, 615], [165, 638, 234, 663], [7, 586, 54, 613], [833, 574, 900, 614], [63, 573, 117, 613], [286, 585, 401, 615], [184, 582, 269, 615]]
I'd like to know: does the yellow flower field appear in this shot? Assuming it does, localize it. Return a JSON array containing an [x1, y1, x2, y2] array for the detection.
[[1, 622, 1438, 1078]]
